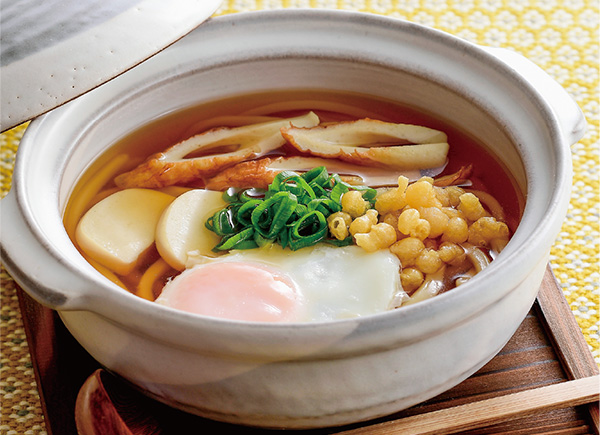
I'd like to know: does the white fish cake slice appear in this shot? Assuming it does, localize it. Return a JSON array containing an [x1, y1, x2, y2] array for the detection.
[[155, 189, 226, 270], [76, 188, 174, 275]]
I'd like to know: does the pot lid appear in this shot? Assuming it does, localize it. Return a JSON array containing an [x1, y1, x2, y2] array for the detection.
[[0, 0, 223, 132]]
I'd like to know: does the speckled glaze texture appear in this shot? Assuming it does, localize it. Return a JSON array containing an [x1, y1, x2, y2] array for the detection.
[[0, 10, 584, 429], [0, 0, 223, 131]]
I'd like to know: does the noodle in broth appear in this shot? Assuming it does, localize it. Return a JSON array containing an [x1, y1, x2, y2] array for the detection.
[[64, 90, 523, 317]]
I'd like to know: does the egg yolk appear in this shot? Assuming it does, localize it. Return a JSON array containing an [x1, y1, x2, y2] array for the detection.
[[157, 262, 303, 322]]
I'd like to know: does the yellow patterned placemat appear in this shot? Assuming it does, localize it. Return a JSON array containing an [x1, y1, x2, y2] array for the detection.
[[1, 1, 598, 433]]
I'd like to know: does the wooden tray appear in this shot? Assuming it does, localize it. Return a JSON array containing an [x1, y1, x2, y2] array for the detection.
[[18, 266, 599, 435]]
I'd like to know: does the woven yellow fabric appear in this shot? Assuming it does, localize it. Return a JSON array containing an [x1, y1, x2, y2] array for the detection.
[[1, 1, 598, 433]]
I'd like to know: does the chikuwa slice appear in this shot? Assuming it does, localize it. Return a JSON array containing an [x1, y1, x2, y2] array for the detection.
[[281, 118, 449, 170], [114, 112, 320, 189]]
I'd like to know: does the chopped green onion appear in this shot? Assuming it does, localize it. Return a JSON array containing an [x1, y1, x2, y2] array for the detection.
[[253, 232, 275, 248], [208, 209, 236, 236], [236, 200, 261, 227], [329, 179, 348, 203], [288, 210, 328, 250], [239, 188, 266, 202], [222, 187, 239, 203], [251, 191, 297, 239], [206, 166, 376, 252], [303, 166, 329, 186], [214, 227, 256, 251], [324, 235, 354, 247]]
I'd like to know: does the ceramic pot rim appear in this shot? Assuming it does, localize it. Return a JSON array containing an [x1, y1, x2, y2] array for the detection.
[[4, 10, 578, 353]]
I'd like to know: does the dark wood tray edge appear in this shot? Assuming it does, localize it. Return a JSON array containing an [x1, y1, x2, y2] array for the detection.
[[536, 265, 600, 434]]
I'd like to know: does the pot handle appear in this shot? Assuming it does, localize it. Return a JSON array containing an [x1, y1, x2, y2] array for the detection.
[[1, 191, 88, 310], [481, 46, 586, 145]]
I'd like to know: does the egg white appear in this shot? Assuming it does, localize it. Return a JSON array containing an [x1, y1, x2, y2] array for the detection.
[[176, 244, 402, 322]]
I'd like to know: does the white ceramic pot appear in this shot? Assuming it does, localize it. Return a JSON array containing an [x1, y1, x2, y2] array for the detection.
[[1, 10, 585, 429]]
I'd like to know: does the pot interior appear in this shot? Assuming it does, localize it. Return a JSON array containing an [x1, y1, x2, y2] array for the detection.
[[59, 56, 527, 211]]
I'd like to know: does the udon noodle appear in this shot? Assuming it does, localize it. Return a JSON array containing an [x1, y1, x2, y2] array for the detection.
[[64, 90, 523, 320]]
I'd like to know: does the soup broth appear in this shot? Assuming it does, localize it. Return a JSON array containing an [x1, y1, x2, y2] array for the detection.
[[65, 89, 524, 320]]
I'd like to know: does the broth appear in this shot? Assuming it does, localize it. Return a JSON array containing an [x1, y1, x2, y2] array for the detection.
[[64, 89, 524, 316]]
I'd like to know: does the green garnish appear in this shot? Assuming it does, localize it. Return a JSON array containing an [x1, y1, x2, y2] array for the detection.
[[205, 166, 376, 251]]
